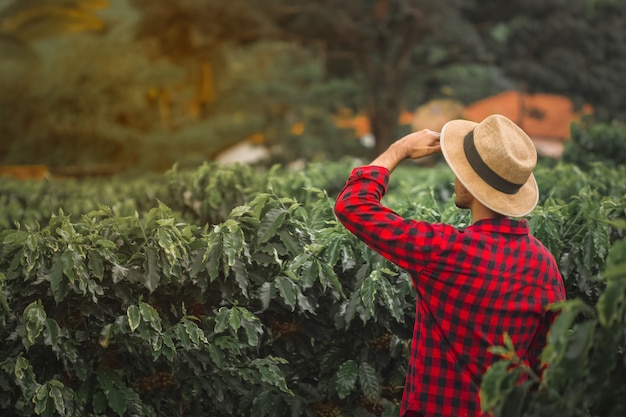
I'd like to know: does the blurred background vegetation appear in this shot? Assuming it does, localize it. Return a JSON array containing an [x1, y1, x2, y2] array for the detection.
[[1, 0, 625, 175]]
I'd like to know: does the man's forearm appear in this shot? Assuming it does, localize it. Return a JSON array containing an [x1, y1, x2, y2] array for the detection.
[[368, 129, 442, 172], [369, 141, 407, 172]]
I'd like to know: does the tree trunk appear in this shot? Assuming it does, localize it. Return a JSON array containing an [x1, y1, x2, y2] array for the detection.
[[366, 73, 404, 156], [369, 101, 402, 157]]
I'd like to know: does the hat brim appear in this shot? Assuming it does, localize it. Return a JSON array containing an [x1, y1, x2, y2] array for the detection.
[[440, 119, 539, 217]]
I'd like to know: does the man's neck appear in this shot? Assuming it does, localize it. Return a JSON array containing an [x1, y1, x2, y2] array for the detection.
[[470, 200, 506, 224]]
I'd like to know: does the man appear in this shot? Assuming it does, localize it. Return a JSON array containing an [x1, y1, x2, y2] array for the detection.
[[334, 114, 566, 417]]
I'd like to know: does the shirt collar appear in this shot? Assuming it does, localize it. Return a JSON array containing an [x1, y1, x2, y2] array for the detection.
[[465, 218, 530, 235]]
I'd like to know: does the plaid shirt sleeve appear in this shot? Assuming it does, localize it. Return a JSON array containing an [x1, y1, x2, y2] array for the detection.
[[334, 166, 566, 417], [333, 166, 446, 271]]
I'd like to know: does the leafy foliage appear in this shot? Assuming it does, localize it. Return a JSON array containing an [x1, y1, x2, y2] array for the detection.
[[477, 122, 626, 416], [480, 227, 626, 417], [470, 0, 626, 122], [0, 152, 625, 416], [0, 203, 296, 417], [563, 120, 626, 168]]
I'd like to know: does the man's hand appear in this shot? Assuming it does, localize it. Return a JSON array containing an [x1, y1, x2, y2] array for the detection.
[[395, 129, 442, 159], [370, 129, 441, 172]]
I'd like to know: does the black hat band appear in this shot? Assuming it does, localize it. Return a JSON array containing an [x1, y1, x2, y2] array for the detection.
[[463, 131, 524, 195]]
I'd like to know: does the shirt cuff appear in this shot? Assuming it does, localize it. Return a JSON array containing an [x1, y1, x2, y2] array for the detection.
[[349, 165, 391, 184]]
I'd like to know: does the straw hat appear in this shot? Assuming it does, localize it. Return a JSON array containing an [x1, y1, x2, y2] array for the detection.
[[440, 114, 538, 217]]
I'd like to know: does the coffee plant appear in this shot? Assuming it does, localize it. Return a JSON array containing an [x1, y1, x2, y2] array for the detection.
[[480, 222, 626, 417], [563, 120, 626, 168], [0, 138, 625, 416]]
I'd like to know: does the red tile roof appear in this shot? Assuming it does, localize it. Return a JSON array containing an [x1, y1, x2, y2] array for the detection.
[[463, 90, 592, 141]]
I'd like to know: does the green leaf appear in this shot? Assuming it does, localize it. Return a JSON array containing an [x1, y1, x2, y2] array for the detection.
[[563, 320, 595, 373], [324, 237, 342, 266], [161, 333, 176, 362], [106, 387, 127, 417], [275, 275, 299, 311], [23, 301, 46, 349], [229, 204, 254, 219], [96, 237, 117, 250], [343, 294, 360, 328], [208, 342, 225, 368], [259, 282, 274, 311], [252, 357, 292, 395], [228, 307, 242, 332], [542, 300, 588, 366], [382, 403, 401, 417], [0, 273, 10, 315], [596, 276, 626, 327], [497, 384, 529, 417], [13, 355, 36, 388], [43, 318, 60, 347], [88, 250, 104, 280], [251, 390, 274, 417], [60, 250, 77, 286], [174, 322, 191, 349], [231, 258, 248, 298], [257, 208, 288, 244], [603, 263, 626, 281], [156, 227, 178, 267], [604, 237, 626, 280], [239, 308, 262, 346], [358, 362, 380, 400], [340, 245, 357, 271], [206, 241, 222, 282], [222, 219, 245, 267], [301, 259, 319, 290], [139, 302, 162, 332], [48, 382, 65, 415], [127, 304, 140, 333], [143, 246, 160, 292], [503, 332, 514, 352], [151, 334, 163, 359], [97, 370, 127, 417], [335, 360, 358, 399], [50, 255, 69, 303], [488, 346, 511, 358], [320, 260, 345, 299], [183, 319, 206, 346], [278, 229, 302, 255], [480, 360, 513, 413], [33, 384, 49, 415], [189, 249, 205, 279], [111, 264, 128, 283], [99, 324, 113, 348], [376, 272, 404, 323], [92, 391, 107, 413], [297, 293, 316, 314], [360, 272, 377, 321], [242, 320, 260, 346], [214, 307, 230, 334]]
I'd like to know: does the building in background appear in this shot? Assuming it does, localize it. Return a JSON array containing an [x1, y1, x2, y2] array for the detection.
[[462, 90, 593, 158]]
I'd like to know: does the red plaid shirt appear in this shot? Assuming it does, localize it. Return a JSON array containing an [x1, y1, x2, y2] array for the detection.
[[334, 166, 566, 417]]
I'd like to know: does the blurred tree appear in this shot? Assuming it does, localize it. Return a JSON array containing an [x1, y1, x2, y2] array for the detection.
[[1, 1, 360, 171], [0, 0, 106, 40], [266, 0, 489, 155], [467, 0, 626, 122], [0, 31, 184, 170], [141, 40, 366, 169], [0, 0, 108, 160], [210, 40, 366, 164], [405, 63, 515, 108], [129, 0, 489, 156], [129, 0, 276, 120], [563, 121, 626, 168], [129, 0, 367, 164]]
